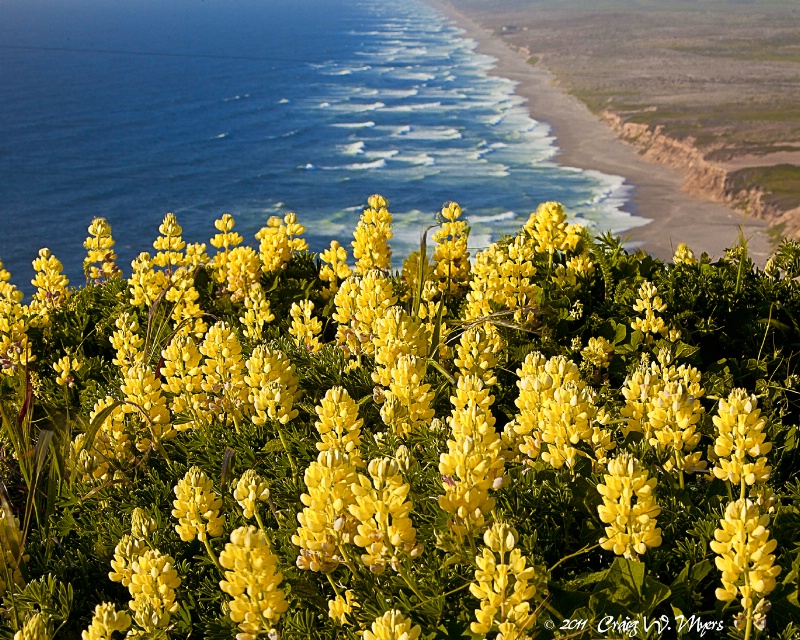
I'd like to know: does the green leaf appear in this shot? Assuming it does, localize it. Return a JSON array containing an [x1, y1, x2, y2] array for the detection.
[[591, 558, 671, 616]]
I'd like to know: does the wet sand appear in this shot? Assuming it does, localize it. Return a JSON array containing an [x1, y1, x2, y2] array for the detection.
[[427, 0, 771, 264]]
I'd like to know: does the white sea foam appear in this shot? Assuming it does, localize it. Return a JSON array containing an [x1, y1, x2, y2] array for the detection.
[[210, 133, 228, 139], [278, 98, 289, 104], [391, 126, 461, 141], [325, 159, 387, 170], [330, 101, 385, 113], [338, 141, 365, 155], [330, 121, 376, 129], [392, 70, 436, 81], [364, 149, 400, 159]]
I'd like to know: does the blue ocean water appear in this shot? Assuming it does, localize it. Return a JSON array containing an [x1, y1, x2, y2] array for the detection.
[[0, 0, 647, 297]]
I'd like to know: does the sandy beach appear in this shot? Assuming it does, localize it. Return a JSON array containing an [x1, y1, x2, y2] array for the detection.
[[427, 0, 772, 264]]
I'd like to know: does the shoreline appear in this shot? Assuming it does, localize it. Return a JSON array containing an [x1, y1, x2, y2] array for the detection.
[[426, 0, 771, 264]]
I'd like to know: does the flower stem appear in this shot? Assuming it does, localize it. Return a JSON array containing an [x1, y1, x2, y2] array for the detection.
[[203, 536, 223, 572], [396, 561, 425, 602]]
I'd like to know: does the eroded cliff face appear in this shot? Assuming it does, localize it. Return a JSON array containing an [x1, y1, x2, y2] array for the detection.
[[600, 111, 798, 237]]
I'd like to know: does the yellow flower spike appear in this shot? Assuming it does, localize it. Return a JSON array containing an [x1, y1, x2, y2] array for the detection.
[[0, 258, 23, 304], [239, 283, 275, 340], [29, 247, 70, 321], [454, 323, 503, 386], [333, 270, 397, 358], [289, 299, 323, 353], [712, 389, 772, 492], [109, 312, 144, 372], [673, 243, 698, 265], [255, 212, 307, 273], [109, 534, 146, 586], [581, 336, 614, 369], [13, 613, 48, 640], [160, 333, 207, 428], [381, 354, 435, 438], [164, 269, 207, 339], [233, 469, 270, 520], [523, 201, 583, 255], [245, 345, 300, 426], [83, 217, 121, 282], [469, 522, 546, 638], [224, 245, 261, 302], [210, 212, 243, 284], [363, 609, 421, 640], [319, 240, 352, 299], [220, 526, 289, 638], [120, 363, 174, 453], [53, 355, 80, 387], [647, 378, 706, 475], [314, 386, 364, 465], [352, 194, 393, 275], [597, 454, 662, 560], [433, 201, 470, 293], [171, 466, 225, 542], [371, 306, 431, 387], [294, 389, 363, 573], [710, 499, 781, 624], [151, 212, 186, 275], [438, 375, 505, 542], [328, 589, 360, 626], [128, 549, 181, 632], [350, 457, 422, 574], [127, 251, 166, 308], [199, 321, 249, 426], [82, 603, 131, 640], [130, 507, 157, 540], [631, 281, 671, 339]]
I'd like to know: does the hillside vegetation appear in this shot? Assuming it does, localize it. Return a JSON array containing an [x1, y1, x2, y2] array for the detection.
[[0, 198, 800, 638]]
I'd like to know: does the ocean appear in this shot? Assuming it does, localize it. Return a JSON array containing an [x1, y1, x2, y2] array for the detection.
[[0, 0, 647, 297]]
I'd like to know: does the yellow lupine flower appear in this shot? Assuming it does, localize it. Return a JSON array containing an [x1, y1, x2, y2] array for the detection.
[[631, 281, 668, 339], [673, 242, 698, 265], [29, 247, 70, 320], [597, 454, 662, 559], [245, 345, 299, 425], [83, 217, 121, 282], [165, 266, 207, 339], [13, 613, 48, 640], [293, 387, 362, 572], [581, 336, 614, 369], [470, 522, 546, 638], [120, 363, 174, 452], [363, 609, 421, 640], [523, 201, 583, 255], [225, 245, 261, 302], [349, 457, 422, 573], [70, 396, 133, 482], [209, 212, 244, 284], [371, 306, 430, 387], [127, 252, 166, 308], [333, 270, 397, 358], [352, 194, 393, 275], [53, 355, 80, 387], [239, 283, 275, 340], [454, 323, 502, 386], [233, 469, 270, 520], [328, 589, 359, 625], [160, 333, 206, 428], [289, 299, 323, 352], [130, 507, 157, 540], [319, 240, 352, 299], [172, 466, 225, 542], [380, 354, 435, 438], [553, 252, 595, 289], [438, 375, 505, 541], [710, 499, 781, 611], [0, 259, 23, 304], [128, 549, 180, 631], [313, 386, 363, 465], [151, 212, 186, 274], [712, 389, 772, 490], [255, 212, 307, 273], [109, 311, 144, 371], [647, 377, 706, 474], [109, 534, 146, 587], [433, 201, 470, 293], [0, 294, 34, 375], [220, 526, 289, 639], [200, 321, 249, 425], [81, 603, 131, 640]]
